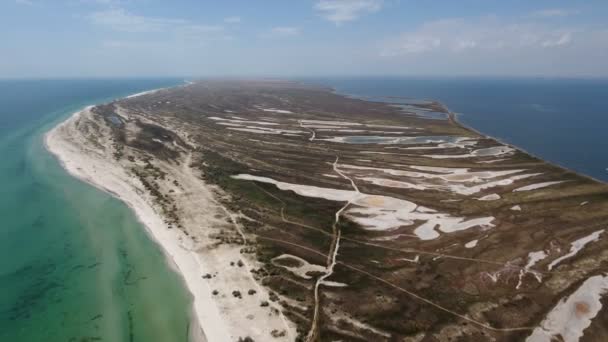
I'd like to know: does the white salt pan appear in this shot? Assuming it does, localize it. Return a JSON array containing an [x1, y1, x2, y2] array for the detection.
[[547, 230, 604, 270], [526, 274, 608, 342], [516, 250, 547, 289], [465, 240, 478, 248], [478, 194, 501, 201], [232, 174, 494, 240], [514, 181, 566, 192]]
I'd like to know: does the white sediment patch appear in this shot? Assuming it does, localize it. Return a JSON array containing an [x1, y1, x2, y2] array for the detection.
[[340, 164, 540, 196], [516, 251, 547, 289], [321, 280, 348, 287], [344, 164, 525, 182], [514, 181, 567, 192], [403, 137, 478, 150], [399, 255, 420, 263], [477, 158, 509, 164], [209, 116, 280, 125], [320, 135, 469, 145], [227, 126, 305, 135], [526, 274, 608, 342], [514, 251, 545, 287], [442, 173, 544, 195], [232, 174, 494, 240], [300, 119, 361, 126], [465, 240, 478, 248], [547, 230, 604, 271], [232, 174, 354, 201], [367, 131, 407, 134], [477, 193, 501, 201], [413, 216, 494, 240], [328, 313, 391, 339], [415, 206, 437, 213], [511, 205, 522, 211], [228, 127, 281, 135], [217, 122, 244, 127], [304, 125, 344, 129], [333, 129, 367, 133], [365, 124, 412, 129], [424, 146, 515, 159], [246, 120, 281, 126], [409, 165, 467, 173], [359, 177, 427, 190], [262, 108, 293, 114], [358, 151, 396, 155], [271, 254, 326, 280]]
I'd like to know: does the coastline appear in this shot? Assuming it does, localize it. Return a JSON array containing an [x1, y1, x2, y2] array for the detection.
[[44, 108, 229, 341], [44, 87, 297, 341], [328, 85, 608, 185], [444, 105, 608, 185]]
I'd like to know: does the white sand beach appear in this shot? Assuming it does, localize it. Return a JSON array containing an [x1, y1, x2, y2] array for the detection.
[[45, 105, 296, 341]]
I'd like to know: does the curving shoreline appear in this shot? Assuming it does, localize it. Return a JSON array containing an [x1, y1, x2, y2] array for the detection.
[[44, 95, 296, 341], [44, 106, 226, 342]]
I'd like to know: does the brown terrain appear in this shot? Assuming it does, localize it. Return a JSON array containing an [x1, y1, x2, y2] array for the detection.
[[75, 80, 608, 341]]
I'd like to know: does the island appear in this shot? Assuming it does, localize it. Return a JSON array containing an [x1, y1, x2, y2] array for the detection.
[[46, 80, 608, 342]]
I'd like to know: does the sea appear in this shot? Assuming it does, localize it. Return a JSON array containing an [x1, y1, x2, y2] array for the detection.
[[0, 79, 192, 342], [310, 77, 608, 183], [1, 77, 607, 341]]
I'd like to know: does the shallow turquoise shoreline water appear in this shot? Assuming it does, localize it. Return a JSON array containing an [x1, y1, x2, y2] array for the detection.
[[0, 80, 193, 341]]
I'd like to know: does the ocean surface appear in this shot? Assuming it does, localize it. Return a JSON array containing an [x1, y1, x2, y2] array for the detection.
[[310, 77, 608, 183], [0, 79, 192, 341]]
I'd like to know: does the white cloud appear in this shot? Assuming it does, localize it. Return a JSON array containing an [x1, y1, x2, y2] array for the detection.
[[541, 32, 572, 47], [376, 16, 608, 77], [224, 16, 241, 24], [531, 8, 580, 18], [381, 18, 579, 56], [88, 8, 228, 41], [88, 8, 188, 33], [263, 26, 301, 37], [315, 0, 382, 25], [15, 0, 34, 5]]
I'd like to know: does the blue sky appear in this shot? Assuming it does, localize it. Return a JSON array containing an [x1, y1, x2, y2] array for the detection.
[[2, 0, 608, 78]]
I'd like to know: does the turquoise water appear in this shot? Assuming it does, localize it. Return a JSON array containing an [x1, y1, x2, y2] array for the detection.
[[0, 80, 193, 341]]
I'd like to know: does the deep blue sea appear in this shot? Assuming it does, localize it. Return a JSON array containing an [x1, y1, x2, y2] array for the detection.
[[0, 79, 193, 341], [309, 77, 608, 183]]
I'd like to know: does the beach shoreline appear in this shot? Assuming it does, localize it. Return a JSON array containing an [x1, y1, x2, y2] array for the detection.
[[44, 108, 217, 342], [44, 88, 296, 341]]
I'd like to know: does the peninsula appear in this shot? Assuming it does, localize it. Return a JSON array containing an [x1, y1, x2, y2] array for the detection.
[[46, 80, 608, 342]]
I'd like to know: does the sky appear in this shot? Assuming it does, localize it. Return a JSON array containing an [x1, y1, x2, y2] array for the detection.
[[1, 0, 608, 78]]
